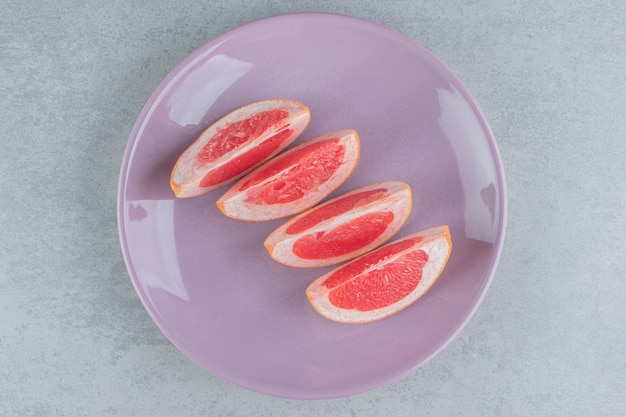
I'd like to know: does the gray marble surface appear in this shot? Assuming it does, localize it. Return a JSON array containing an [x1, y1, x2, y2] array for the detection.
[[2, 1, 625, 416]]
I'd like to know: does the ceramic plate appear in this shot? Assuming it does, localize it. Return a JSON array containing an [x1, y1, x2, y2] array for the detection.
[[117, 13, 507, 399]]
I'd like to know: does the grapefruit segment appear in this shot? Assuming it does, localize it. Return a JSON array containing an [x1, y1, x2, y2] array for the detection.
[[217, 130, 360, 221], [264, 181, 413, 267], [306, 225, 452, 324], [170, 99, 310, 198]]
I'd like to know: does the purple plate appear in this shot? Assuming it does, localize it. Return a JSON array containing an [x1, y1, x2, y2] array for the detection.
[[117, 13, 507, 399]]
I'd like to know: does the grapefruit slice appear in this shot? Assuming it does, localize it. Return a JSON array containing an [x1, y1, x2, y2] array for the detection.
[[216, 129, 360, 221], [170, 99, 310, 198], [264, 181, 413, 267], [306, 225, 452, 324]]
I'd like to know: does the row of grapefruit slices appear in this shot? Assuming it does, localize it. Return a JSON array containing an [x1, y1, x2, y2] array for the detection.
[[170, 99, 452, 324]]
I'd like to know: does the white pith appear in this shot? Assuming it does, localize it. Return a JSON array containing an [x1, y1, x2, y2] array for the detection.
[[172, 100, 310, 197], [265, 181, 412, 267], [218, 130, 360, 221], [306, 225, 452, 324]]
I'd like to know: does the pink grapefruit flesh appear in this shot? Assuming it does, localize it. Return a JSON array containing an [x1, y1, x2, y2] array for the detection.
[[264, 181, 413, 267], [170, 99, 310, 198], [306, 225, 452, 324], [216, 129, 360, 221]]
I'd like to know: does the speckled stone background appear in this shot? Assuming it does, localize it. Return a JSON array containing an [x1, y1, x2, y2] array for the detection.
[[2, 1, 625, 416]]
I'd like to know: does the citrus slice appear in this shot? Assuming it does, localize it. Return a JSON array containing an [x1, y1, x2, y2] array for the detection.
[[170, 99, 310, 198], [306, 225, 452, 324], [264, 181, 413, 267], [216, 129, 360, 221]]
